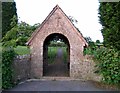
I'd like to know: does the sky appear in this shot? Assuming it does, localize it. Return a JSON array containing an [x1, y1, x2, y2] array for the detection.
[[14, 0, 103, 42]]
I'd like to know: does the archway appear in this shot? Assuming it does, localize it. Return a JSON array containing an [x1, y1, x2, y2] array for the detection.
[[43, 33, 70, 77], [26, 5, 88, 78]]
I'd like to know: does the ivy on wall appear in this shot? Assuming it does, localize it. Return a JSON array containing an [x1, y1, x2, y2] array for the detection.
[[93, 48, 120, 85]]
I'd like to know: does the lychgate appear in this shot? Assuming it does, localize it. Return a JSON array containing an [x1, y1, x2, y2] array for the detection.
[[26, 5, 88, 79]]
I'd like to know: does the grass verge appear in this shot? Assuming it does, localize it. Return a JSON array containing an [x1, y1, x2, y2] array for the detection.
[[14, 46, 30, 55]]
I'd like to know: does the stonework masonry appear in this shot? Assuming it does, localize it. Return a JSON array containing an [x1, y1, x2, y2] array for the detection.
[[13, 55, 30, 82], [13, 55, 102, 82], [26, 5, 88, 79]]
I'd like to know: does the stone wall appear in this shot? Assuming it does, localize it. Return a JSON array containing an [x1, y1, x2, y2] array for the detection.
[[81, 55, 102, 81], [13, 55, 30, 83], [12, 54, 102, 82]]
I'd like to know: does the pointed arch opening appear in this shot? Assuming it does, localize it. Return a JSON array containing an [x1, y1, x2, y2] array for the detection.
[[43, 33, 70, 77]]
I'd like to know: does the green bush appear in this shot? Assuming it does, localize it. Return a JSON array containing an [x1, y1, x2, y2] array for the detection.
[[2, 39, 16, 47], [93, 47, 120, 85], [84, 47, 95, 55], [83, 42, 97, 55], [16, 36, 28, 46], [2, 47, 15, 89]]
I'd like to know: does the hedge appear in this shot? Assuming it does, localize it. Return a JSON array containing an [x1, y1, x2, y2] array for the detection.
[[2, 47, 15, 89]]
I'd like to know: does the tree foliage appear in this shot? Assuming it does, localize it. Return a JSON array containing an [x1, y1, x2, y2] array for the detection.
[[99, 2, 120, 51], [2, 21, 40, 47], [2, 1, 18, 37], [83, 37, 97, 55], [84, 37, 92, 44], [95, 3, 120, 85], [68, 16, 84, 37], [69, 16, 78, 24]]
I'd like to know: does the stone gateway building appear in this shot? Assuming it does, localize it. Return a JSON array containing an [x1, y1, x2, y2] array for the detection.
[[26, 5, 89, 79]]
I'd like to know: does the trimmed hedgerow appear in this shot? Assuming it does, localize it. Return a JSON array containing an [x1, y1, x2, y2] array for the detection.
[[2, 47, 15, 89]]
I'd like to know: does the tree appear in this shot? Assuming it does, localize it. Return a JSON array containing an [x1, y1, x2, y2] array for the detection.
[[68, 16, 83, 35], [2, 21, 40, 47], [99, 2, 120, 51], [69, 16, 78, 24], [2, 1, 18, 37], [84, 37, 92, 44], [95, 3, 120, 85], [96, 40, 100, 44]]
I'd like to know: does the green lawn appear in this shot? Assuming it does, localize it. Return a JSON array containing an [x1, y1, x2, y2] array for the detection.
[[0, 43, 30, 55], [14, 46, 30, 55]]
